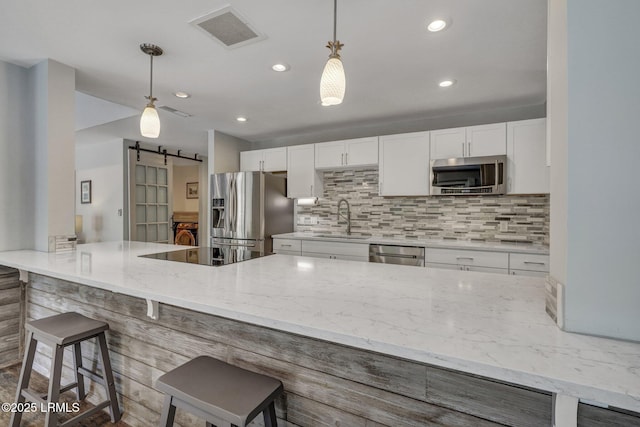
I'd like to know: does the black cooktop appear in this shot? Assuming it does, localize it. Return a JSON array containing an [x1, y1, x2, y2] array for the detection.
[[140, 247, 269, 267]]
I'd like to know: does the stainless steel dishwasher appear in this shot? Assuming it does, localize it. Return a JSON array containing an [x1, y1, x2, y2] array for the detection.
[[369, 244, 425, 267]]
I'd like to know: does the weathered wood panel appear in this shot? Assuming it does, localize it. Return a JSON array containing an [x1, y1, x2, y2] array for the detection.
[[426, 364, 552, 426], [578, 403, 640, 427], [0, 267, 21, 368], [23, 273, 640, 427]]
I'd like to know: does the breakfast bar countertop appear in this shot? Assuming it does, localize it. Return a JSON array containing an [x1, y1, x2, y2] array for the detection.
[[0, 241, 637, 414]]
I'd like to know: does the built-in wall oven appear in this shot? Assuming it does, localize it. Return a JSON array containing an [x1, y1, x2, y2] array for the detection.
[[430, 155, 507, 195]]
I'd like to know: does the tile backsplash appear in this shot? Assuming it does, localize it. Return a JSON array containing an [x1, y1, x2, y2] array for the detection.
[[296, 169, 549, 245]]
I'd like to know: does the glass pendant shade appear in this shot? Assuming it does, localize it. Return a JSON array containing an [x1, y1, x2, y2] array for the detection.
[[140, 104, 160, 138], [320, 56, 346, 106]]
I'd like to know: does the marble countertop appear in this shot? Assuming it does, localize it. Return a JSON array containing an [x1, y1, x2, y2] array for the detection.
[[0, 241, 637, 412], [273, 232, 550, 254]]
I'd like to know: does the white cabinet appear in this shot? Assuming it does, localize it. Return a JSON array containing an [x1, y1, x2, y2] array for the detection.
[[506, 118, 549, 194], [430, 127, 465, 159], [240, 150, 262, 172], [378, 131, 430, 196], [240, 147, 287, 172], [315, 137, 378, 169], [425, 247, 509, 274], [430, 123, 506, 160], [287, 144, 322, 198], [509, 253, 549, 275], [272, 238, 302, 255], [301, 240, 369, 262]]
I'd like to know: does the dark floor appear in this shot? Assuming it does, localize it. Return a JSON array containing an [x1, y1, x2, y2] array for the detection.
[[0, 363, 128, 427]]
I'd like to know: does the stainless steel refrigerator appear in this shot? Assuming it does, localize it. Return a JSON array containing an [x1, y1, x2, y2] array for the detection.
[[210, 171, 293, 254]]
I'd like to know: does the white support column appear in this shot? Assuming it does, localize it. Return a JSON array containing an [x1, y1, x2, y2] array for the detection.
[[552, 393, 578, 427]]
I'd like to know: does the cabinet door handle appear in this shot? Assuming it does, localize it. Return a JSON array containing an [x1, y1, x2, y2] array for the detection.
[[341, 153, 344, 165], [280, 244, 292, 247], [524, 261, 546, 266], [345, 152, 348, 165], [462, 142, 465, 157], [310, 185, 313, 196], [456, 256, 474, 261], [467, 142, 471, 157]]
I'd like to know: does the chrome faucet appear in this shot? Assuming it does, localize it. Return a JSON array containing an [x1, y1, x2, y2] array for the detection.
[[337, 198, 351, 235]]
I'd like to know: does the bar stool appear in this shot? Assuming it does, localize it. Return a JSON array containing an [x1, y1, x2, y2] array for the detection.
[[155, 356, 283, 427], [10, 312, 122, 427]]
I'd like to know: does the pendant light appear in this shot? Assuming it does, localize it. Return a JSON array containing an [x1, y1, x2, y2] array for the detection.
[[140, 43, 163, 138], [320, 0, 345, 106]]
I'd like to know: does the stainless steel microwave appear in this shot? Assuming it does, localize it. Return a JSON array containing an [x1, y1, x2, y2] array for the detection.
[[430, 155, 507, 195]]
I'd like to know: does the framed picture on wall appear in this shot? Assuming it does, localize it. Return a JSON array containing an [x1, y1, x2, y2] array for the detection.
[[80, 180, 92, 204], [186, 182, 199, 199]]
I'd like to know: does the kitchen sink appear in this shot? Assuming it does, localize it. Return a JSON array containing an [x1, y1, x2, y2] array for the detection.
[[314, 234, 369, 240]]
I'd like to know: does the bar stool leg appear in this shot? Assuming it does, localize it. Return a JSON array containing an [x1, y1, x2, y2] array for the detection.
[[159, 394, 176, 426], [97, 332, 121, 422], [72, 342, 86, 400], [9, 331, 37, 427], [44, 344, 65, 427], [263, 401, 277, 427]]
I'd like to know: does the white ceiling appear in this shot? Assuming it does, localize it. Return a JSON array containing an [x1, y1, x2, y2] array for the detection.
[[0, 0, 547, 152]]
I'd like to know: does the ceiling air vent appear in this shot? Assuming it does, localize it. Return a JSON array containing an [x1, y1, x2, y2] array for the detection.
[[159, 106, 191, 118], [190, 6, 266, 49]]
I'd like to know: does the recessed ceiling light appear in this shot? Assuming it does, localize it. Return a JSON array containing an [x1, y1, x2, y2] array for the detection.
[[272, 63, 290, 72], [439, 79, 456, 88], [236, 116, 248, 122], [174, 91, 190, 99], [427, 19, 448, 32]]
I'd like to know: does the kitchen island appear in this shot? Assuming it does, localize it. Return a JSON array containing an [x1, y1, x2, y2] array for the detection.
[[0, 241, 638, 426]]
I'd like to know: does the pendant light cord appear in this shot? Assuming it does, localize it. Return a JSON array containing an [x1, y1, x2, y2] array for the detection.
[[149, 54, 154, 101], [333, 0, 337, 43]]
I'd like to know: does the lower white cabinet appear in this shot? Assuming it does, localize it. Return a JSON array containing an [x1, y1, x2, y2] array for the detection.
[[425, 248, 509, 270], [509, 269, 547, 277], [426, 262, 508, 275], [301, 240, 369, 262], [426, 247, 509, 274], [273, 238, 302, 255], [509, 253, 549, 276]]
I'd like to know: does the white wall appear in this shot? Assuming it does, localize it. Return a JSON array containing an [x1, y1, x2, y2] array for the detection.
[[75, 139, 124, 243], [31, 59, 76, 251], [212, 131, 250, 173], [173, 165, 200, 212], [550, 0, 640, 341], [0, 61, 35, 251], [548, 0, 569, 294]]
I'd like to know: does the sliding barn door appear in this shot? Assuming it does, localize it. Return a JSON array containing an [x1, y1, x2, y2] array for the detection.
[[128, 152, 173, 243]]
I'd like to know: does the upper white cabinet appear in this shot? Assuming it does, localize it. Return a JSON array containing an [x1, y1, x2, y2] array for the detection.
[[430, 123, 506, 160], [315, 137, 378, 169], [287, 144, 322, 198], [430, 127, 465, 159], [506, 118, 549, 194], [379, 131, 430, 196], [240, 147, 287, 172]]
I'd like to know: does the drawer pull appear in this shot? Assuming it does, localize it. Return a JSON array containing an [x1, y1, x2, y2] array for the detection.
[[280, 244, 292, 247], [375, 253, 418, 259], [456, 256, 474, 261], [523, 261, 546, 266]]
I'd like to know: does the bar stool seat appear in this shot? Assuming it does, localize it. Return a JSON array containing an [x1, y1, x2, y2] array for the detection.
[[10, 312, 121, 427], [156, 356, 283, 427]]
